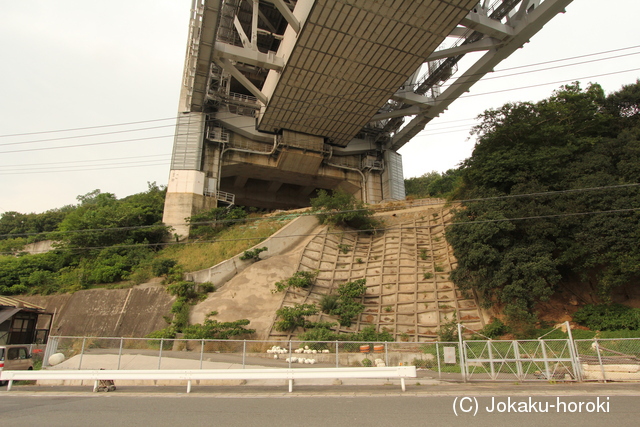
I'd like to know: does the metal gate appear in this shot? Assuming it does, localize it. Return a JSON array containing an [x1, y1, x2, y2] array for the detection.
[[462, 339, 581, 382]]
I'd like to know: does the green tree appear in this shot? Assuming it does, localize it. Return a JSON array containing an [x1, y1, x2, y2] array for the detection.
[[310, 189, 380, 232], [274, 303, 319, 332], [447, 81, 640, 325]]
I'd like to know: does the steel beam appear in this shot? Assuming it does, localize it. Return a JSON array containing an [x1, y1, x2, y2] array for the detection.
[[390, 0, 574, 151], [267, 0, 301, 34], [214, 58, 268, 104], [214, 42, 284, 70]]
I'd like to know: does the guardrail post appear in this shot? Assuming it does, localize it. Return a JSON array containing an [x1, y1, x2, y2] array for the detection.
[[243, 340, 246, 369], [78, 337, 86, 370], [200, 340, 205, 369], [117, 338, 124, 370], [158, 339, 163, 370], [335, 341, 339, 368]]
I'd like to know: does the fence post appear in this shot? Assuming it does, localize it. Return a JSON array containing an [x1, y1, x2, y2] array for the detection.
[[385, 342, 388, 367], [158, 338, 163, 370], [539, 339, 551, 381], [487, 341, 496, 380], [565, 321, 582, 381], [435, 342, 441, 379], [117, 338, 124, 370], [512, 341, 523, 381], [335, 341, 339, 368], [43, 336, 59, 368], [594, 339, 607, 383], [242, 340, 246, 369], [78, 337, 86, 370], [457, 323, 466, 382]]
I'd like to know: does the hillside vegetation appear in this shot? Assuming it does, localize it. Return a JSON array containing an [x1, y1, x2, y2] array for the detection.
[[446, 80, 640, 326], [0, 184, 286, 295]]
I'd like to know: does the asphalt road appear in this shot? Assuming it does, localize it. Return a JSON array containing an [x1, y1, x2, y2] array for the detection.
[[2, 384, 640, 427]]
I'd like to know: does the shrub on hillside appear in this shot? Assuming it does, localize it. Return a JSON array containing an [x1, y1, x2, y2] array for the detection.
[[573, 304, 640, 331]]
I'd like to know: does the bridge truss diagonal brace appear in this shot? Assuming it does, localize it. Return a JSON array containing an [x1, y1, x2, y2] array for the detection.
[[459, 13, 516, 41], [266, 0, 301, 34], [426, 37, 502, 62], [214, 57, 268, 104], [389, 0, 574, 151], [214, 42, 284, 70]]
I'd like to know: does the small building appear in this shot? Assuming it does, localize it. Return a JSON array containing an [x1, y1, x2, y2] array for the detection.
[[0, 296, 53, 345]]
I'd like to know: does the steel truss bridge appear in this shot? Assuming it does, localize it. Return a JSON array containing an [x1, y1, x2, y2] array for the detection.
[[164, 0, 573, 237]]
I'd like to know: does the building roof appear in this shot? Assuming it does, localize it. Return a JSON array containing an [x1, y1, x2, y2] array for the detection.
[[0, 296, 44, 311]]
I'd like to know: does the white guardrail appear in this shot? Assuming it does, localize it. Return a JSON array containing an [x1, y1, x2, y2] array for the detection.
[[1, 366, 417, 393]]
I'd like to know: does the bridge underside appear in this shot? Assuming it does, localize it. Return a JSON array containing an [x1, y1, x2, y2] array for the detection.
[[163, 0, 573, 237]]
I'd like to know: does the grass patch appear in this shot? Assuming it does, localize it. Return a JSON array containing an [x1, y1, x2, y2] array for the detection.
[[158, 219, 287, 272]]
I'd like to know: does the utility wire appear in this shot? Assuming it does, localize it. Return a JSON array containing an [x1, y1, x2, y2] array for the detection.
[[2, 64, 637, 157], [0, 117, 178, 139], [2, 182, 639, 239], [0, 154, 170, 169], [4, 206, 638, 255], [2, 46, 638, 147]]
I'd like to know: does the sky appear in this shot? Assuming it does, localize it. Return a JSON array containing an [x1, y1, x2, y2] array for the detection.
[[1, 0, 639, 214]]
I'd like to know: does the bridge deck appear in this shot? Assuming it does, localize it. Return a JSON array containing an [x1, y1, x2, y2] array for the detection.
[[257, 0, 478, 147]]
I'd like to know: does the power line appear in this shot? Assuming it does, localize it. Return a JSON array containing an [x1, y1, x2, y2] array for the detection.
[[0, 134, 175, 154], [2, 182, 639, 239], [2, 46, 638, 148], [0, 117, 178, 139], [3, 65, 637, 157], [4, 205, 638, 255], [0, 161, 170, 175], [0, 124, 176, 147], [0, 154, 170, 169]]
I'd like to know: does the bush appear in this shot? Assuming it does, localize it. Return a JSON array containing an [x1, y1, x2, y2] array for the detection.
[[182, 313, 255, 339], [152, 258, 178, 277], [319, 294, 340, 313], [272, 270, 318, 293], [474, 318, 509, 339], [240, 247, 267, 262], [166, 281, 199, 299], [199, 282, 216, 293], [326, 279, 367, 327], [274, 304, 319, 332], [310, 189, 381, 232], [573, 304, 640, 331], [437, 314, 458, 342]]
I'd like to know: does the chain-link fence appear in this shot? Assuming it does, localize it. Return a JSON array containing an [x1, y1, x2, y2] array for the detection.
[[575, 338, 640, 382], [43, 335, 640, 383], [42, 336, 465, 379]]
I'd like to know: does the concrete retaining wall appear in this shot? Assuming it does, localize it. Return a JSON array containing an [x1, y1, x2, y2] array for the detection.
[[20, 285, 174, 338], [186, 214, 318, 286]]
